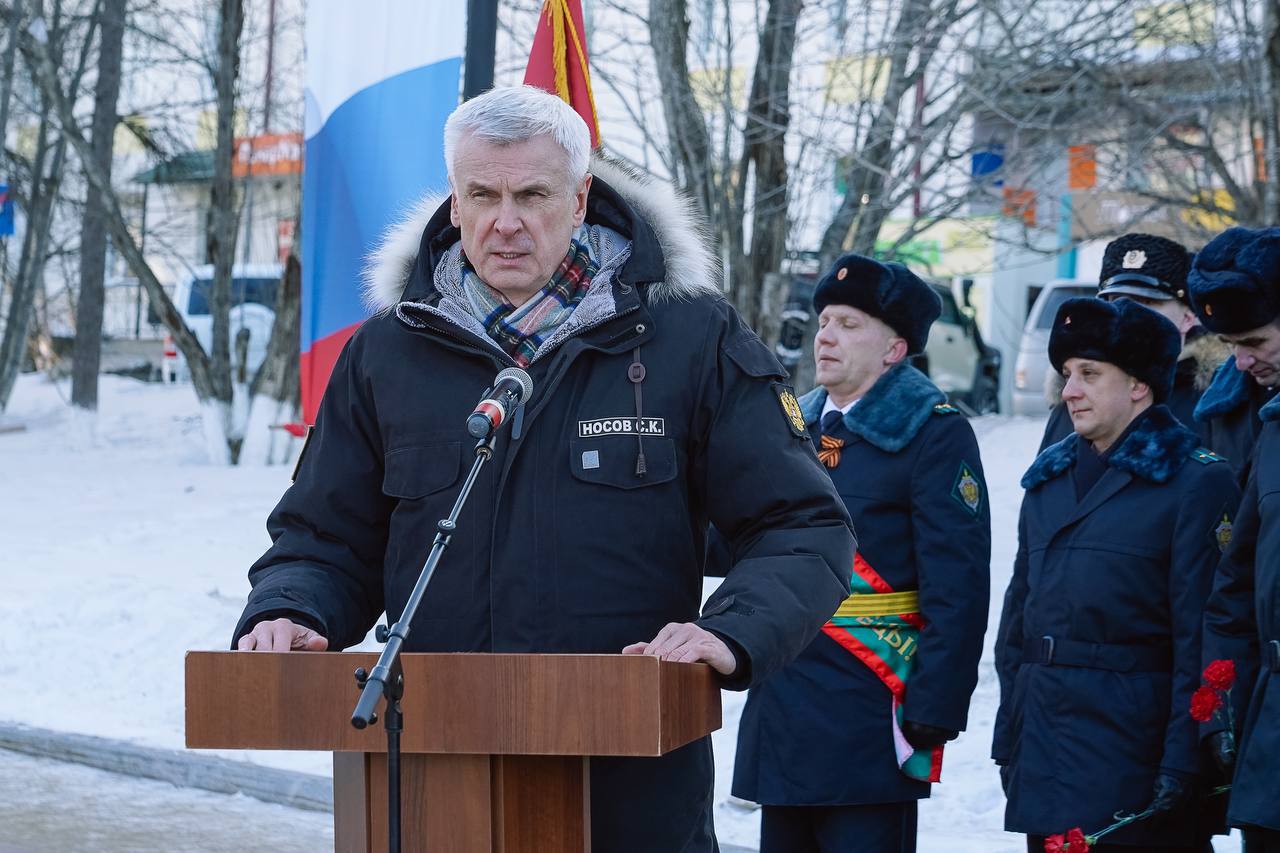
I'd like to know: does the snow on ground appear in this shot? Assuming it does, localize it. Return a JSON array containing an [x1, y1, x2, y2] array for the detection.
[[0, 373, 1242, 852]]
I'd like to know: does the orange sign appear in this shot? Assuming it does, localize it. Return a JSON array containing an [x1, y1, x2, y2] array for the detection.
[[233, 132, 303, 177], [1068, 144, 1097, 190], [277, 218, 296, 262], [1002, 186, 1037, 227]]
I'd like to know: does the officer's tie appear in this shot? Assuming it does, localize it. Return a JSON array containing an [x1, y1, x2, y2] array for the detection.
[[818, 410, 844, 468]]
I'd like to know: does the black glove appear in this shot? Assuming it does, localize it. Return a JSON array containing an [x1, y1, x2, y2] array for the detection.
[[1206, 731, 1236, 778], [901, 720, 958, 750], [997, 761, 1012, 795], [1146, 773, 1194, 820]]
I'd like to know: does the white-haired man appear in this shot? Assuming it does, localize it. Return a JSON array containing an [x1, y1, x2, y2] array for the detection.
[[231, 85, 854, 851]]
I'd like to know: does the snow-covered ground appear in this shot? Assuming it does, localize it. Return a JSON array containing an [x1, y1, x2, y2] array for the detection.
[[0, 373, 1243, 852]]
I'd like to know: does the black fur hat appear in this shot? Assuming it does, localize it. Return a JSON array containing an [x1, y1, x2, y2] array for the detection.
[[1097, 233, 1192, 303], [1187, 227, 1280, 334], [1048, 297, 1181, 402], [812, 253, 942, 355]]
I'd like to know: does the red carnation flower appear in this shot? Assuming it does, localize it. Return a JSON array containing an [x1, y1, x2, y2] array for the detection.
[[1190, 685, 1224, 722], [1044, 834, 1066, 853], [1203, 659, 1236, 691], [1066, 827, 1090, 850]]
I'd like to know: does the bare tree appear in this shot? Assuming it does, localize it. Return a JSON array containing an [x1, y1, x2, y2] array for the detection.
[[69, 0, 125, 411]]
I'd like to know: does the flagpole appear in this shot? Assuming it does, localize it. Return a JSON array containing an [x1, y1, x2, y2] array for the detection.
[[464, 0, 498, 100]]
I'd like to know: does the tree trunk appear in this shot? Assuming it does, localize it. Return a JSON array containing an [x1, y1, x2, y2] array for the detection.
[[70, 0, 127, 411], [206, 0, 245, 461], [647, 0, 716, 227], [735, 0, 801, 337], [1262, 0, 1280, 225]]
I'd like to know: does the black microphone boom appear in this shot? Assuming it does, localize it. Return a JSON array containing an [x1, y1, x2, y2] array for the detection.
[[466, 366, 533, 438]]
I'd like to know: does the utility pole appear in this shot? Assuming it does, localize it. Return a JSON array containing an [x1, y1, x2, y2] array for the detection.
[[463, 0, 497, 100]]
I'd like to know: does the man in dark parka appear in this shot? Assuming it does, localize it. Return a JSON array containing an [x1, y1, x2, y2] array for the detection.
[[1189, 228, 1280, 485], [1038, 233, 1224, 452], [230, 86, 855, 853], [732, 255, 991, 853], [1194, 226, 1280, 851], [994, 298, 1239, 852]]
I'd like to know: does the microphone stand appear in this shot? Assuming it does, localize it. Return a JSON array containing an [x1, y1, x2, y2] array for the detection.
[[351, 433, 497, 853]]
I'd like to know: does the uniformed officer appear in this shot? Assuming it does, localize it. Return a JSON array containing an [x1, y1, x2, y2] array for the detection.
[[1195, 226, 1280, 852], [1188, 227, 1280, 484], [994, 297, 1240, 852], [1039, 233, 1225, 452], [732, 254, 991, 853]]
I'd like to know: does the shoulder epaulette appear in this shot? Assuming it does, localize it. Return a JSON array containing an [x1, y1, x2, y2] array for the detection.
[[933, 403, 961, 415], [1190, 447, 1227, 465]]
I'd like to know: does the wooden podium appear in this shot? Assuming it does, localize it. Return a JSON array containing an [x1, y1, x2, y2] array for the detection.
[[185, 652, 721, 852]]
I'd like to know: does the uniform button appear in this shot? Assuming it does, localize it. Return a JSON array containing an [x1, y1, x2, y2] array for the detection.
[[635, 324, 646, 334]]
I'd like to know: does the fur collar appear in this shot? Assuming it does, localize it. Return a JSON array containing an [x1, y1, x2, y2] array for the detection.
[[797, 363, 946, 453], [1262, 391, 1280, 422], [360, 154, 719, 314], [1022, 405, 1200, 489], [1194, 356, 1252, 421]]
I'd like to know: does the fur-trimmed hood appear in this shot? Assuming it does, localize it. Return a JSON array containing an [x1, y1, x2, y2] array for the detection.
[[1022, 405, 1203, 489], [360, 154, 720, 314], [798, 362, 949, 453]]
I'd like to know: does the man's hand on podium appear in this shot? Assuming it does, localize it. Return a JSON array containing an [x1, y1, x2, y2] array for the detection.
[[236, 617, 329, 652], [621, 622, 737, 676]]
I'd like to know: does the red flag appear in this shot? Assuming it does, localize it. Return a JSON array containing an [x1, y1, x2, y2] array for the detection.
[[523, 0, 602, 148]]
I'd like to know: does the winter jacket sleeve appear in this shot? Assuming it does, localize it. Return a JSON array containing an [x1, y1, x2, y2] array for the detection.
[[230, 329, 391, 649], [992, 502, 1031, 763], [1201, 464, 1260, 740], [692, 311, 855, 690], [1161, 461, 1241, 775], [901, 415, 991, 733]]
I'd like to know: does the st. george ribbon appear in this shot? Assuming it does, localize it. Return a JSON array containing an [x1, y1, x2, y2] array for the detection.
[[351, 366, 534, 853], [466, 366, 534, 439]]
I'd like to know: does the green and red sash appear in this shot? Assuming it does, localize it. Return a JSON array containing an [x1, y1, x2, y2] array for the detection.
[[821, 553, 943, 783]]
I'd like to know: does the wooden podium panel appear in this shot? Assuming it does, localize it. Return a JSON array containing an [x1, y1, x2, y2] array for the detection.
[[186, 651, 718, 756], [185, 652, 720, 852]]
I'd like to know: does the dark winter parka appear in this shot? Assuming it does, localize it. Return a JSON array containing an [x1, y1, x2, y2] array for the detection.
[[732, 363, 991, 806], [993, 406, 1240, 845], [232, 159, 855, 852], [1202, 394, 1280, 832], [1195, 355, 1278, 484]]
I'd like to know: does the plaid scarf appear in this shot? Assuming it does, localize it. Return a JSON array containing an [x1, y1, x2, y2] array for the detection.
[[462, 231, 599, 367]]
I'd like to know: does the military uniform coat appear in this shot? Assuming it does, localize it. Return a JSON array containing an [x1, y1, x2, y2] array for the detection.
[[732, 363, 991, 806], [1195, 356, 1278, 484], [1202, 394, 1280, 832], [232, 159, 856, 853], [994, 406, 1240, 845]]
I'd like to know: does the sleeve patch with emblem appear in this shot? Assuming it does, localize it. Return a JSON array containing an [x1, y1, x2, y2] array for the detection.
[[1213, 512, 1233, 554], [772, 382, 810, 440], [951, 461, 984, 515]]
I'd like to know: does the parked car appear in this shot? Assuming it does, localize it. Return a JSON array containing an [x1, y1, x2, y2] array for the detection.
[[1011, 279, 1095, 416], [775, 276, 1001, 415], [162, 264, 283, 383]]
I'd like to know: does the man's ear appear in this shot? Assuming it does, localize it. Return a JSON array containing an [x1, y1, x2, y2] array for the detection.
[[449, 190, 461, 228], [884, 337, 909, 367], [1130, 378, 1153, 403], [573, 174, 593, 226]]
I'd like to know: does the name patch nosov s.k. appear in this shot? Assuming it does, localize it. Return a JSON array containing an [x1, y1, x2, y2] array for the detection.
[[772, 383, 809, 439], [578, 417, 666, 437]]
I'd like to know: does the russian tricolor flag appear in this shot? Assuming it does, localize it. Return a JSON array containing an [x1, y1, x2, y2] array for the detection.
[[300, 5, 465, 424]]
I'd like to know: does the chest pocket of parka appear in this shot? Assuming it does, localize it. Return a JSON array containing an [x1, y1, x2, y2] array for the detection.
[[382, 443, 462, 498], [569, 438, 678, 488]]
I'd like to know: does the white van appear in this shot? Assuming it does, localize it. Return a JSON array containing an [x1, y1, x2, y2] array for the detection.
[[164, 264, 283, 382], [1011, 279, 1096, 415]]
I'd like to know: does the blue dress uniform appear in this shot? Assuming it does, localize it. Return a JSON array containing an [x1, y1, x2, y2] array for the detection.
[[1202, 394, 1280, 838], [993, 405, 1240, 847], [732, 362, 991, 851]]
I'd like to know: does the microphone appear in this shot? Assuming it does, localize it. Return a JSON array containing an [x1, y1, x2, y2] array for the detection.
[[467, 367, 534, 438]]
